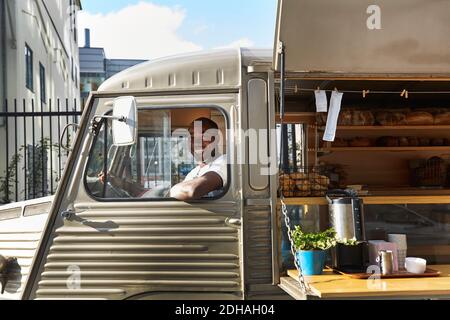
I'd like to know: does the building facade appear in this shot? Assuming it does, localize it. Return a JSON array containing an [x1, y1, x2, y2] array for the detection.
[[0, 0, 82, 203], [0, 1, 5, 102], [1, 0, 81, 105], [80, 29, 147, 100]]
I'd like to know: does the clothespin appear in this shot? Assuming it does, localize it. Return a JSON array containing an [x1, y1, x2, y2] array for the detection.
[[294, 84, 298, 94], [316, 86, 321, 92], [363, 90, 370, 98], [401, 89, 409, 99], [334, 87, 339, 93]]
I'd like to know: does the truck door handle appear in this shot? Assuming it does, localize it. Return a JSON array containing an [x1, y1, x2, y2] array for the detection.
[[225, 218, 242, 228]]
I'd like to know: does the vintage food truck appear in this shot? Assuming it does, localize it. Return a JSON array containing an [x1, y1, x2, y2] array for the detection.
[[0, 0, 450, 300]]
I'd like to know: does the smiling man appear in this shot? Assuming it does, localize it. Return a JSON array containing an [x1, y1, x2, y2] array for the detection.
[[170, 117, 227, 201]]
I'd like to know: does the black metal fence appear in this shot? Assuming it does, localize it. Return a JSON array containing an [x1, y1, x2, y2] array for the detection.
[[0, 98, 83, 204]]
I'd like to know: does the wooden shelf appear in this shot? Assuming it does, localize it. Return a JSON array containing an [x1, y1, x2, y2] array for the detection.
[[319, 146, 450, 152], [316, 125, 450, 131], [337, 125, 450, 131], [279, 194, 450, 205], [283, 266, 450, 300]]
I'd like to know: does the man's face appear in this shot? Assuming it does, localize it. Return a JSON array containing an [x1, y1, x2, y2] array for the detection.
[[189, 121, 217, 163]]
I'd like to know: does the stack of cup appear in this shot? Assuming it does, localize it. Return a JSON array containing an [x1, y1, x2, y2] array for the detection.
[[388, 234, 407, 270]]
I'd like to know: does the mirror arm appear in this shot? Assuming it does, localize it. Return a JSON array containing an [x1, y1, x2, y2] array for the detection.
[[90, 115, 127, 135], [93, 115, 127, 123]]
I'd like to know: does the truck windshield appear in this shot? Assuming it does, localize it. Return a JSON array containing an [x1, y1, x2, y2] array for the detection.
[[84, 107, 227, 200]]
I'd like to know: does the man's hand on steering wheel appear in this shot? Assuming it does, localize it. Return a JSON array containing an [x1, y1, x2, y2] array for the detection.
[[98, 172, 106, 184]]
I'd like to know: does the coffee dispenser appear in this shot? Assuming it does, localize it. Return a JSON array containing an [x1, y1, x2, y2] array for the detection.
[[326, 190, 367, 273]]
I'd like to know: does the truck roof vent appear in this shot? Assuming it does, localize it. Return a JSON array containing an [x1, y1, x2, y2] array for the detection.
[[168, 73, 176, 87], [192, 71, 200, 86], [216, 69, 225, 85], [145, 77, 153, 88]]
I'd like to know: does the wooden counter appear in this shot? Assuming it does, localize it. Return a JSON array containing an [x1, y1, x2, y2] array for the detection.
[[279, 194, 450, 206], [280, 265, 450, 300]]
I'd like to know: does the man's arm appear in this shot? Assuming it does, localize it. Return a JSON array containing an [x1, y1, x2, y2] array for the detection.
[[98, 172, 145, 197], [170, 172, 223, 201]]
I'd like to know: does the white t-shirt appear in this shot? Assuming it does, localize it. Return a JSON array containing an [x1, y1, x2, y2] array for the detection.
[[184, 155, 227, 188]]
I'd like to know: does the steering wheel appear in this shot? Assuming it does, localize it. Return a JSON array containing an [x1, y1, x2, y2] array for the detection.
[[106, 180, 132, 198], [162, 187, 171, 198]]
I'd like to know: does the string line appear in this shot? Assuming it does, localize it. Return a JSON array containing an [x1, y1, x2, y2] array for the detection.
[[278, 87, 450, 95]]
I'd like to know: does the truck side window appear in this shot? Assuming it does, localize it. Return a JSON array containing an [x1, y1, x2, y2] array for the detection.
[[84, 107, 228, 200]]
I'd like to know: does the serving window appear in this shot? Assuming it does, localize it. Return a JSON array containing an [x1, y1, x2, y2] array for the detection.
[[276, 79, 450, 198], [84, 107, 228, 201]]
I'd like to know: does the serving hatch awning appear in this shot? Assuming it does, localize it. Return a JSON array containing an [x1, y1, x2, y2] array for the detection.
[[273, 0, 450, 78]]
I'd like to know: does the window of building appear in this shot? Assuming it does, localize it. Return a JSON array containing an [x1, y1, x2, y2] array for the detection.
[[25, 44, 33, 92], [71, 57, 74, 82], [39, 63, 46, 104], [75, 66, 78, 88], [69, 0, 73, 32], [84, 107, 228, 201]]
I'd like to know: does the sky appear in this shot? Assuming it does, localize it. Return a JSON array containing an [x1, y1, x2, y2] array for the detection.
[[78, 0, 278, 60]]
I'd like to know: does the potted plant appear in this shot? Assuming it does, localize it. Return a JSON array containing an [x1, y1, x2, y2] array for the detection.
[[291, 227, 337, 276]]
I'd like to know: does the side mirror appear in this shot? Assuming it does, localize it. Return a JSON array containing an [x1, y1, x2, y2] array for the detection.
[[60, 123, 79, 152], [112, 96, 138, 146]]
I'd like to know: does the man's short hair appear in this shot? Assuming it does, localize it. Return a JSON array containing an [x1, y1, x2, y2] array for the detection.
[[191, 117, 219, 132]]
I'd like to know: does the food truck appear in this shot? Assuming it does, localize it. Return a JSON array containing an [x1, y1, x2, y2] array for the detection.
[[0, 0, 449, 300]]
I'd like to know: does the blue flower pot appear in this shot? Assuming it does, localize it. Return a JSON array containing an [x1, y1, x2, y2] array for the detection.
[[296, 250, 328, 276]]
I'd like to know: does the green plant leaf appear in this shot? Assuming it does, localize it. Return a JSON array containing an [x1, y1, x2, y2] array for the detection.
[[291, 226, 337, 251]]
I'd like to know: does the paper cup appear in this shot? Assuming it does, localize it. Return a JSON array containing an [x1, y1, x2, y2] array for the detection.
[[388, 234, 408, 250]]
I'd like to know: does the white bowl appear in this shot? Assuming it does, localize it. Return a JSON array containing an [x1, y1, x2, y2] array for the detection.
[[405, 257, 427, 274]]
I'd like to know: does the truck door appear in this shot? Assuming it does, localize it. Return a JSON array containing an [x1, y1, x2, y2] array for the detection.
[[241, 72, 281, 299], [25, 92, 244, 300]]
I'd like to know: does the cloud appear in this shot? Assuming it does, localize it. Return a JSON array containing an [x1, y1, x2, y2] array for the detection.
[[216, 38, 255, 49], [193, 23, 209, 35], [78, 1, 202, 60]]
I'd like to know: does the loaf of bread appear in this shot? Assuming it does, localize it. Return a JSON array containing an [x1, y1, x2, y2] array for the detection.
[[406, 112, 434, 125], [431, 138, 445, 146], [399, 137, 409, 147], [309, 173, 331, 186], [338, 110, 353, 126], [416, 108, 448, 115], [376, 111, 407, 126], [419, 138, 431, 146], [350, 137, 372, 147], [408, 137, 419, 146], [375, 111, 390, 125], [376, 136, 399, 147], [395, 112, 408, 125], [285, 173, 330, 196], [352, 110, 375, 126], [333, 138, 349, 147], [290, 173, 308, 180], [279, 174, 296, 197], [434, 112, 450, 125], [296, 180, 311, 192]]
